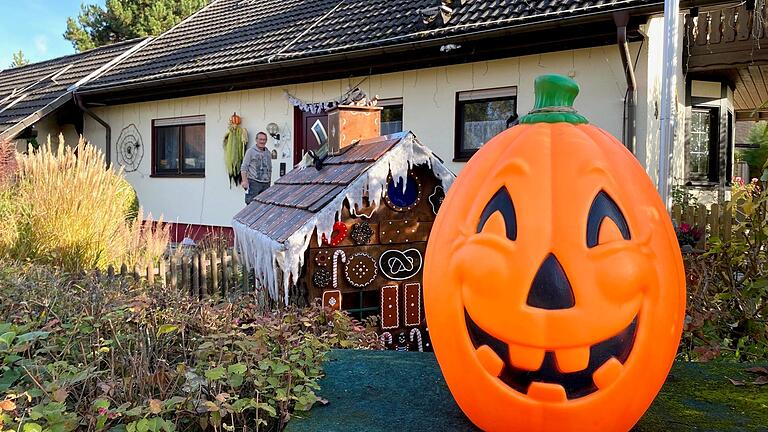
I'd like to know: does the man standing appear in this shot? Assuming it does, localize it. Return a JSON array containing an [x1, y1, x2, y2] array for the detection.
[[241, 131, 272, 205]]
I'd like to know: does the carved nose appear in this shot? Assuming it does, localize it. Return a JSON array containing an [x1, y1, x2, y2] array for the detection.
[[526, 254, 575, 310]]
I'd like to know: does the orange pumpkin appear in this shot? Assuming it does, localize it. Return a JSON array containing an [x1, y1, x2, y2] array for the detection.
[[423, 75, 685, 432], [230, 112, 241, 125]]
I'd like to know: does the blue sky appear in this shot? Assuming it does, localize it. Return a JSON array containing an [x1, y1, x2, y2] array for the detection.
[[0, 0, 104, 69]]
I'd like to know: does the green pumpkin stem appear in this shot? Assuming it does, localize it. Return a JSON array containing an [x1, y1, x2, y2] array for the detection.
[[519, 74, 589, 125]]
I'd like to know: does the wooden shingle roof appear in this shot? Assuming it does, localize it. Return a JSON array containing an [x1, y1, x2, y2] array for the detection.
[[232, 133, 402, 243]]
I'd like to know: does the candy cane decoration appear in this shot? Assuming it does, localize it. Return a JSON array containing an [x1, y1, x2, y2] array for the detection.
[[410, 328, 423, 352], [380, 332, 393, 346], [332, 250, 347, 289]]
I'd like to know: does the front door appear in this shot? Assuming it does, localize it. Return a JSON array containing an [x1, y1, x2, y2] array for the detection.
[[294, 108, 328, 165]]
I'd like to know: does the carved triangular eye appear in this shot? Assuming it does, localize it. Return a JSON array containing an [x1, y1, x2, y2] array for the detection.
[[477, 187, 517, 240], [587, 191, 630, 248]]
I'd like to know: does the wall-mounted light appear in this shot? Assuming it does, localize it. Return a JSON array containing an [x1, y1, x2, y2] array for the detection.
[[266, 122, 281, 141]]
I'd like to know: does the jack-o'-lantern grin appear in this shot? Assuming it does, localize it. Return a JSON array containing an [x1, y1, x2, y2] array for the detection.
[[465, 309, 638, 401]]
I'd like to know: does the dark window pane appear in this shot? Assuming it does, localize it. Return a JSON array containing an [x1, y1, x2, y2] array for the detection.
[[182, 124, 205, 171], [381, 105, 403, 135], [156, 126, 179, 171], [461, 98, 516, 151]]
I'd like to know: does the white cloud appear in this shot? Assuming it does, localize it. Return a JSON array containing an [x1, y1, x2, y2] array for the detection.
[[34, 35, 48, 55]]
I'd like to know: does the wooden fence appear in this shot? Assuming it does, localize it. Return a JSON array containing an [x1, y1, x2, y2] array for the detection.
[[672, 202, 735, 249], [107, 248, 252, 299]]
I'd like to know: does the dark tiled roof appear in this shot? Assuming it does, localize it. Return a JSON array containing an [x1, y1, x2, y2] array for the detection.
[[83, 0, 664, 91], [0, 39, 144, 139], [232, 133, 403, 243]]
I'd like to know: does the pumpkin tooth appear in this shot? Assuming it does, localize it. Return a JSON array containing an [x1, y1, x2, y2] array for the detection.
[[554, 347, 591, 373], [475, 345, 504, 377], [507, 344, 545, 371], [593, 357, 624, 390], [526, 382, 567, 402]]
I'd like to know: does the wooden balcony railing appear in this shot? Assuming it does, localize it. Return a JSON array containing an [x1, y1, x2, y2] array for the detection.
[[686, 3, 768, 71]]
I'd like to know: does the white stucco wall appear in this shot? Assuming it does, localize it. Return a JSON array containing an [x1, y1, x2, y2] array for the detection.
[[85, 44, 644, 227]]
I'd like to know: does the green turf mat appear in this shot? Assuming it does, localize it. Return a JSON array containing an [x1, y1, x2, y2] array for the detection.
[[286, 350, 768, 432]]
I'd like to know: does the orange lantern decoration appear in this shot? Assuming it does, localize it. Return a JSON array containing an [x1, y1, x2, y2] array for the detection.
[[230, 112, 242, 125], [423, 75, 685, 432]]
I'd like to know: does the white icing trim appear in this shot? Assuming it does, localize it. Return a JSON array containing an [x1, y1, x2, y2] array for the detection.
[[233, 132, 456, 305]]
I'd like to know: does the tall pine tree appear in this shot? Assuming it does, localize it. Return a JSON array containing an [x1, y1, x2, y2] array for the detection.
[[9, 50, 29, 68], [64, 0, 208, 52]]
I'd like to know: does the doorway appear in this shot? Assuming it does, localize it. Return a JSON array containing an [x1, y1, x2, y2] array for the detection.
[[293, 108, 328, 165]]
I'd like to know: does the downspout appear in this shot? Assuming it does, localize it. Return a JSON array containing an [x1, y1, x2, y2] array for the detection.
[[74, 94, 111, 168], [614, 11, 636, 154]]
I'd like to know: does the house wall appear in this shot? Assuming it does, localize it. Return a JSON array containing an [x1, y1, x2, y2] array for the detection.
[[84, 43, 648, 228], [12, 115, 80, 153], [636, 15, 688, 191]]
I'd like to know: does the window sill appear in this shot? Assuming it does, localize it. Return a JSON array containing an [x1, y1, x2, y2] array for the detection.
[[453, 156, 472, 163], [684, 181, 720, 188], [151, 173, 206, 179]]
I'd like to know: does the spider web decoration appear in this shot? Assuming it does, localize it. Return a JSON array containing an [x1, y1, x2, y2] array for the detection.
[[116, 124, 143, 172]]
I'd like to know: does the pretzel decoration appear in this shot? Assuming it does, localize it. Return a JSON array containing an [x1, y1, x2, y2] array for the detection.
[[410, 328, 423, 352]]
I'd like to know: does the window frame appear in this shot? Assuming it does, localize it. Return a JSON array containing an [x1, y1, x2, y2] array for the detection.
[[686, 106, 720, 184], [454, 87, 517, 162], [151, 116, 206, 178]]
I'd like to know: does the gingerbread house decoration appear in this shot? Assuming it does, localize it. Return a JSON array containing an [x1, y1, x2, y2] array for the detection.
[[232, 105, 455, 351]]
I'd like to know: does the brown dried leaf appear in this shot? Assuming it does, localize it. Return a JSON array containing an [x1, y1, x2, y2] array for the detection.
[[0, 400, 16, 411], [53, 389, 68, 403], [746, 367, 768, 375], [753, 375, 768, 385], [148, 399, 162, 414], [727, 377, 746, 386]]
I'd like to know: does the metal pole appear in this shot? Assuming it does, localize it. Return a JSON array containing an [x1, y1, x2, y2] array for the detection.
[[658, 0, 680, 209]]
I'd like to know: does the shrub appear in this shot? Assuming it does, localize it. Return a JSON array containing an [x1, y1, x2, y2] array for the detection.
[[681, 182, 768, 362], [1, 135, 168, 271], [0, 262, 379, 431]]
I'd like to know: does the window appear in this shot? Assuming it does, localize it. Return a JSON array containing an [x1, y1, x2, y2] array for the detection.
[[380, 98, 403, 135], [455, 87, 517, 160], [152, 116, 205, 176], [687, 107, 719, 183]]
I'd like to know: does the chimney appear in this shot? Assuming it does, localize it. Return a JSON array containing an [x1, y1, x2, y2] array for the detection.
[[327, 105, 382, 155]]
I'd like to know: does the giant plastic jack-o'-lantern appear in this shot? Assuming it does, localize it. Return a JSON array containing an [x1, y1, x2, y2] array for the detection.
[[423, 75, 685, 432]]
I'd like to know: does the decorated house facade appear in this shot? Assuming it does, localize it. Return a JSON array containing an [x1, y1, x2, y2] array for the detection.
[[233, 106, 454, 350], [0, 0, 760, 238]]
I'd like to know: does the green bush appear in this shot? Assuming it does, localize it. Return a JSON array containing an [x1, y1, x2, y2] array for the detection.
[[0, 262, 379, 431]]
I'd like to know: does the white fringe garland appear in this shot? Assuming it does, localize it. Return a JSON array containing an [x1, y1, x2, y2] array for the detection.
[[233, 132, 455, 305]]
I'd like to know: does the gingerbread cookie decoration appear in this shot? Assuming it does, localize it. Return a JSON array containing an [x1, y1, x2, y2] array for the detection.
[[344, 252, 378, 288]]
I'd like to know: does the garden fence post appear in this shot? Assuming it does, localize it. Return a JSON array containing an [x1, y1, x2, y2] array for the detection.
[[147, 263, 154, 285], [221, 249, 229, 297], [200, 252, 209, 296], [672, 204, 682, 226], [723, 202, 733, 242], [107, 265, 115, 279], [696, 204, 707, 250], [192, 254, 200, 299], [211, 250, 219, 297], [684, 205, 695, 227], [182, 257, 190, 295], [170, 257, 178, 290], [709, 203, 720, 244], [159, 259, 167, 287], [120, 263, 128, 278]]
